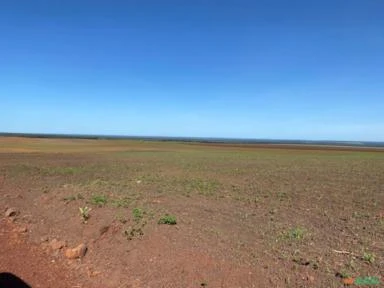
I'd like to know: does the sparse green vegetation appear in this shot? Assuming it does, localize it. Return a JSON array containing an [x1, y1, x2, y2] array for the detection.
[[90, 194, 108, 207], [158, 214, 177, 225], [111, 197, 132, 208], [183, 178, 220, 197], [132, 207, 144, 223], [2, 137, 383, 287], [363, 252, 375, 264], [283, 227, 306, 240], [41, 166, 83, 176]]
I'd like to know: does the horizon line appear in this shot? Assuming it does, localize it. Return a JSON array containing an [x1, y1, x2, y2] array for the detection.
[[1, 132, 384, 147]]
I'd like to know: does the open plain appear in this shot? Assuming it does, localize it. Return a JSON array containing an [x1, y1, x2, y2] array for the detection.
[[1, 137, 383, 287]]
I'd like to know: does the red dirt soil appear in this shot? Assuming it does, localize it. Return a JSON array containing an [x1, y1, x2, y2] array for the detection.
[[0, 219, 87, 288], [1, 138, 383, 287]]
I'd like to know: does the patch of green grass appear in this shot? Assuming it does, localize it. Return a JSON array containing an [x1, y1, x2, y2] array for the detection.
[[158, 214, 177, 225], [283, 227, 306, 240], [363, 252, 375, 264], [90, 194, 108, 207], [338, 270, 352, 279], [132, 207, 144, 223]]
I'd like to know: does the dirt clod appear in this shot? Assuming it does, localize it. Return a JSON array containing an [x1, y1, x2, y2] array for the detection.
[[40, 236, 49, 242], [50, 239, 67, 250], [99, 225, 109, 236], [65, 243, 87, 259], [5, 207, 18, 217], [13, 226, 28, 233], [342, 277, 354, 285]]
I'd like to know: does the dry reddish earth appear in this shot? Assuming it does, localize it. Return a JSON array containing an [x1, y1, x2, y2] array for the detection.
[[1, 138, 383, 287]]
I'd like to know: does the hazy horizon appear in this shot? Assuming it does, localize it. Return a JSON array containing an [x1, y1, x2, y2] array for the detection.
[[2, 132, 384, 147]]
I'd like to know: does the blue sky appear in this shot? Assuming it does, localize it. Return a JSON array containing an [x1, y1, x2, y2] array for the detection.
[[1, 0, 383, 141]]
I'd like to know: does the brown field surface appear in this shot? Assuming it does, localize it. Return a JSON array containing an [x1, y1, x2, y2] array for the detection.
[[1, 137, 383, 287]]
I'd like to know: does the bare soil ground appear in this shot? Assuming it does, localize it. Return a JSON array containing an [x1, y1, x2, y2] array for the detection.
[[0, 137, 383, 287]]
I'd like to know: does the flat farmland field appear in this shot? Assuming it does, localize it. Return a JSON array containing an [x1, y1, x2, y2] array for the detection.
[[1, 137, 383, 287]]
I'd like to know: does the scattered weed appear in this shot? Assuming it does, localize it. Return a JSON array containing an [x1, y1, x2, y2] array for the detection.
[[79, 206, 91, 223], [363, 252, 375, 264], [90, 195, 108, 207], [336, 270, 352, 279], [283, 227, 306, 240], [158, 214, 177, 225], [132, 208, 144, 223], [184, 179, 220, 196]]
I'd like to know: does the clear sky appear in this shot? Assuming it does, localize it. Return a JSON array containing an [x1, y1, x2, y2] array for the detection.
[[1, 0, 383, 141]]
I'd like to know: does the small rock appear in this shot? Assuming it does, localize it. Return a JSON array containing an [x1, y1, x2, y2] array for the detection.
[[13, 226, 28, 233], [41, 236, 49, 243], [50, 239, 66, 250], [308, 275, 315, 282], [87, 270, 101, 278], [65, 243, 87, 259], [5, 207, 18, 217]]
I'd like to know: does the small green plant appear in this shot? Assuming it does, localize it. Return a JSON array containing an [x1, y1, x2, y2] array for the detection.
[[132, 208, 144, 223], [158, 214, 177, 225], [283, 227, 306, 240], [79, 206, 91, 223], [90, 195, 108, 207], [363, 252, 375, 264], [338, 270, 352, 279]]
